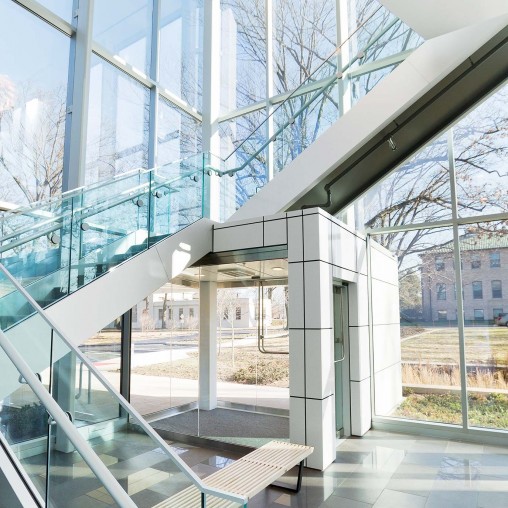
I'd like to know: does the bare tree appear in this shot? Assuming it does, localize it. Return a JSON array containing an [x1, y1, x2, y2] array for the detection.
[[0, 84, 66, 205]]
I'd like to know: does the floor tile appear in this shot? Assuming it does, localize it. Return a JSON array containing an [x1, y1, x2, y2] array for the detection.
[[372, 489, 426, 508]]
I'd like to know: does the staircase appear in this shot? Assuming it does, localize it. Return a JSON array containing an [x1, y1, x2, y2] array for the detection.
[[0, 5, 507, 506]]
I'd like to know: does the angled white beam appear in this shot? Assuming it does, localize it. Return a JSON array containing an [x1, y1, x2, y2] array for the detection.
[[380, 0, 508, 39]]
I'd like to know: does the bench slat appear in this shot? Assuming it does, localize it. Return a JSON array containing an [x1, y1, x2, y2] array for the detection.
[[153, 440, 313, 508]]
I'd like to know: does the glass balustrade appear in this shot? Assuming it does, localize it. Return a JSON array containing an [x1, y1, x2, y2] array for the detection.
[[0, 342, 124, 507], [0, 155, 208, 331], [0, 268, 245, 507]]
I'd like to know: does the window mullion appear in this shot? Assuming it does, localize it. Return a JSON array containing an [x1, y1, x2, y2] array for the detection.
[[448, 127, 469, 430]]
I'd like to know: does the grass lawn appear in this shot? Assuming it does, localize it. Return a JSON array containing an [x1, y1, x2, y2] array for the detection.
[[401, 326, 508, 365], [395, 391, 508, 429], [132, 337, 289, 386]]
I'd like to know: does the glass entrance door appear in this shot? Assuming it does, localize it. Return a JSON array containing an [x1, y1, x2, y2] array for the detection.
[[333, 285, 348, 436]]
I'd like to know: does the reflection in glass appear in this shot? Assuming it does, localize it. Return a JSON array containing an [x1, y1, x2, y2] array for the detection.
[[0, 1, 70, 205], [454, 83, 508, 217], [93, 0, 153, 76], [273, 0, 336, 93], [37, 0, 72, 22], [355, 134, 451, 230], [86, 55, 149, 185], [459, 222, 508, 430], [159, 0, 203, 110], [158, 96, 202, 165], [372, 228, 462, 425], [221, 0, 266, 112], [130, 282, 200, 434]]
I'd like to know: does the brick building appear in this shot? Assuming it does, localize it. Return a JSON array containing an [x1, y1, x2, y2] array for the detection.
[[421, 234, 508, 323]]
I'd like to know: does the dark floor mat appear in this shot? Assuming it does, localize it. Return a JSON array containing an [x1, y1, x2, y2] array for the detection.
[[151, 408, 289, 440]]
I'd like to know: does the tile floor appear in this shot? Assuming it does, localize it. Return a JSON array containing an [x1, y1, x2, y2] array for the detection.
[[176, 429, 508, 508], [17, 428, 508, 507]]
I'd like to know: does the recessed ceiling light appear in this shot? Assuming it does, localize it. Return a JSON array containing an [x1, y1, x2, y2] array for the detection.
[[272, 267, 284, 271]]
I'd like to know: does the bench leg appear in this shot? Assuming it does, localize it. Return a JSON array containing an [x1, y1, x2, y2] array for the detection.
[[269, 460, 304, 494]]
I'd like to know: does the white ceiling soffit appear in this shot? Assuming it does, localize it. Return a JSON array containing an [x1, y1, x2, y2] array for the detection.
[[380, 0, 508, 39]]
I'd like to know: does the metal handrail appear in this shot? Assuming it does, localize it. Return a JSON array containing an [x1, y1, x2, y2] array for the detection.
[[0, 263, 247, 506], [0, 152, 209, 220], [0, 329, 137, 507], [224, 6, 400, 167], [0, 431, 44, 507], [0, 166, 199, 250]]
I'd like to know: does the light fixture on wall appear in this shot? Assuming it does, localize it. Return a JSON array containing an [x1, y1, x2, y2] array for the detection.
[[80, 222, 90, 231]]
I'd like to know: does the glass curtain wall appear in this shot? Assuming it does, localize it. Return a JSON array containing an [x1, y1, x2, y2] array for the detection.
[[0, 0, 70, 206], [0, 0, 204, 202], [350, 80, 508, 432], [218, 0, 423, 217]]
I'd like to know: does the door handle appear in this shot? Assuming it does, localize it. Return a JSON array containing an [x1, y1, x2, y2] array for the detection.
[[335, 339, 345, 362]]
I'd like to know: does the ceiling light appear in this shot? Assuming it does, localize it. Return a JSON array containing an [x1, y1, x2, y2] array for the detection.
[[272, 267, 284, 271]]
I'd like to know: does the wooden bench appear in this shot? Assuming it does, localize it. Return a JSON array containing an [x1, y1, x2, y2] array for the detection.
[[154, 441, 314, 508]]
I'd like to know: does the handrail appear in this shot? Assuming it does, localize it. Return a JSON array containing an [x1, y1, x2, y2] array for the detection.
[[0, 263, 247, 506], [0, 431, 44, 507], [0, 166, 201, 250], [225, 12, 401, 176], [0, 329, 137, 508], [223, 5, 386, 165]]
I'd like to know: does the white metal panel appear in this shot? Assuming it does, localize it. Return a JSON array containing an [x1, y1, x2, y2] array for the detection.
[[380, 0, 508, 39]]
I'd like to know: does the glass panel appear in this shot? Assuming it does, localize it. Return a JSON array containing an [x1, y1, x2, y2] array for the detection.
[[0, 1, 70, 205], [159, 0, 203, 110], [158, 96, 202, 165], [220, 0, 266, 112], [93, 0, 153, 76], [219, 109, 267, 220], [213, 270, 289, 447], [273, 0, 336, 94], [0, 345, 50, 502], [130, 281, 200, 438], [459, 222, 508, 430], [348, 1, 423, 63], [4, 318, 204, 505], [80, 319, 123, 393], [354, 133, 451, 230], [372, 227, 462, 425], [274, 80, 340, 174], [0, 160, 204, 330], [86, 55, 150, 186], [454, 82, 508, 217], [37, 0, 72, 22]]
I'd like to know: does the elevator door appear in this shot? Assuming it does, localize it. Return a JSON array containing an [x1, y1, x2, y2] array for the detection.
[[333, 285, 348, 436]]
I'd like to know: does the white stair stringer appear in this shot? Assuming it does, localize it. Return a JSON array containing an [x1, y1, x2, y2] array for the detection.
[[1, 219, 214, 399], [231, 14, 508, 222]]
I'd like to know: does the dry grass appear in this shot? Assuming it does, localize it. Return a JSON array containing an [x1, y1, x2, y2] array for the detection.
[[132, 337, 289, 387], [402, 362, 508, 390], [401, 326, 508, 364]]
